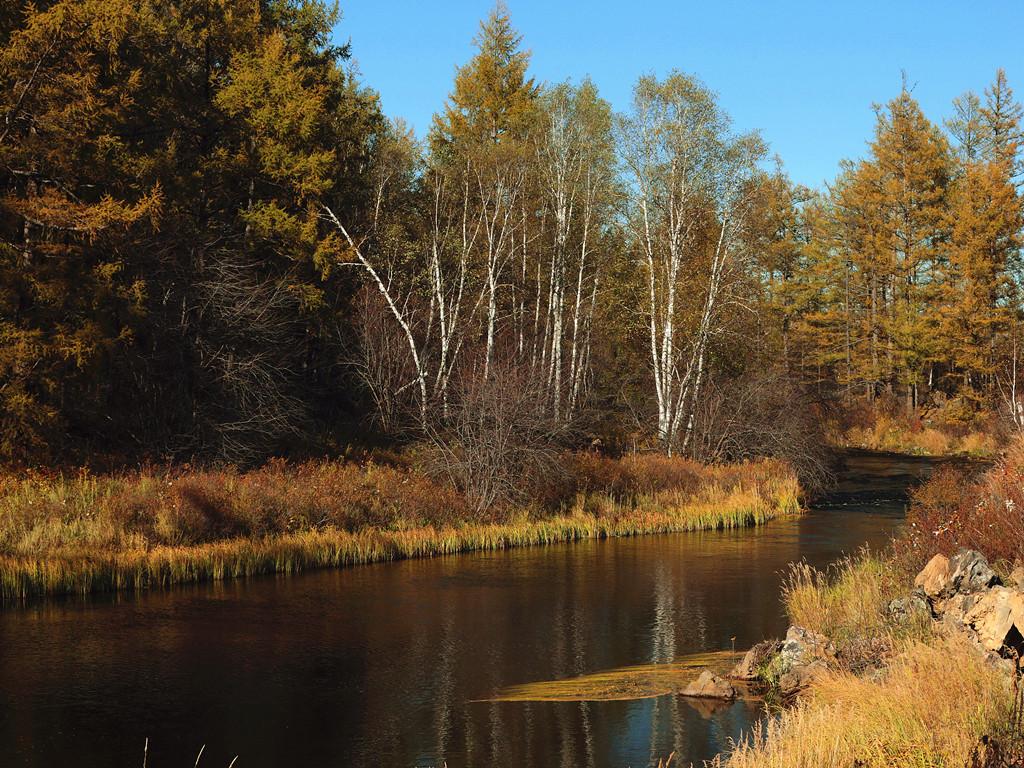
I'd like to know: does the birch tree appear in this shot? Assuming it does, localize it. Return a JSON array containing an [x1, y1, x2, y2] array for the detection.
[[430, 3, 538, 380], [619, 72, 765, 453], [534, 79, 617, 421]]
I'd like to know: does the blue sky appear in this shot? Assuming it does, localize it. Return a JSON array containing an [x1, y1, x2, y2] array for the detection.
[[336, 1, 1024, 190]]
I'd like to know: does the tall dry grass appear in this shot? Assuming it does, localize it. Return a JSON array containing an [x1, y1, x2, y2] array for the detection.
[[0, 454, 801, 601], [834, 397, 1000, 457], [842, 416, 998, 457], [718, 636, 1017, 768], [782, 553, 929, 668]]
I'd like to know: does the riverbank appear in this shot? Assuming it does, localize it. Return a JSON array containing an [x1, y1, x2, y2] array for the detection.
[[0, 455, 800, 601], [827, 401, 1001, 458], [713, 446, 1024, 768]]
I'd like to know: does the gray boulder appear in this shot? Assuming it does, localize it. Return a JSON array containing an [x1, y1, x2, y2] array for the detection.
[[887, 594, 930, 623], [772, 626, 836, 696], [948, 549, 1000, 595], [779, 625, 835, 669], [681, 670, 737, 700], [914, 549, 999, 604], [778, 659, 829, 694]]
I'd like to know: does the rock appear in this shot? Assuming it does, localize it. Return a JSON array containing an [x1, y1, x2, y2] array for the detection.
[[771, 627, 836, 696], [962, 586, 1024, 655], [914, 550, 999, 603], [681, 670, 737, 699], [887, 594, 929, 623], [948, 549, 1000, 595], [779, 626, 835, 669], [937, 592, 980, 628], [985, 650, 1018, 676], [914, 553, 952, 599], [728, 640, 781, 681], [778, 659, 828, 694]]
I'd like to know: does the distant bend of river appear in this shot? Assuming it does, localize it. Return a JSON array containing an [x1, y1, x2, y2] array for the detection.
[[0, 451, 948, 768]]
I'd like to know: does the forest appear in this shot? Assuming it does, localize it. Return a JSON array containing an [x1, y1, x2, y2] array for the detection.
[[4, 0, 1023, 482]]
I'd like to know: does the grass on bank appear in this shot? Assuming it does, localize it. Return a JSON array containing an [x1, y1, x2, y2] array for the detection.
[[782, 553, 932, 670], [718, 636, 1017, 768], [0, 454, 801, 601], [715, 449, 1024, 768], [828, 397, 1001, 457], [837, 415, 998, 457]]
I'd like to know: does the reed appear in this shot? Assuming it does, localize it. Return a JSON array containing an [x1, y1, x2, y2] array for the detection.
[[0, 456, 801, 601]]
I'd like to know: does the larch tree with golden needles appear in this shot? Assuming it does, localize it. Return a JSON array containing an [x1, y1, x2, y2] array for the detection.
[[831, 86, 951, 410], [0, 0, 383, 464], [940, 157, 1021, 399]]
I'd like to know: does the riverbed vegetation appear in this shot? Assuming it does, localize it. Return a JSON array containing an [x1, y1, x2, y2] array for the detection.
[[827, 397, 1002, 457], [0, 454, 799, 600]]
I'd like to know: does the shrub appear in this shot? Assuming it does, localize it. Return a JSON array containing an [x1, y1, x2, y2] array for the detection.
[[900, 440, 1024, 569], [832, 396, 1001, 457]]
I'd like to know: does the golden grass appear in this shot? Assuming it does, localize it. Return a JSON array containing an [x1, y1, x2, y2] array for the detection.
[[720, 549, 1021, 768], [782, 553, 930, 660], [840, 415, 998, 457], [717, 636, 1016, 768], [0, 459, 801, 601]]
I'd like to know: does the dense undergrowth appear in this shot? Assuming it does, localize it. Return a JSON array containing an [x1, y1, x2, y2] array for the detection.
[[0, 453, 800, 600], [900, 439, 1024, 570], [829, 397, 1002, 457]]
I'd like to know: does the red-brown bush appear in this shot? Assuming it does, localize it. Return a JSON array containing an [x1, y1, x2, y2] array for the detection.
[[900, 442, 1024, 569]]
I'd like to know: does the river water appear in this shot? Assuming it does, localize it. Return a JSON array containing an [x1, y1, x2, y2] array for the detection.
[[0, 451, 943, 767]]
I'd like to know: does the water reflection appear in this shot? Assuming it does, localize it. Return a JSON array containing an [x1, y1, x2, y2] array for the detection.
[[0, 454, 935, 768]]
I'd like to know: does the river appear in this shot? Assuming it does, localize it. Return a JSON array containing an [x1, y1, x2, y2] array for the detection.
[[0, 451, 945, 767]]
